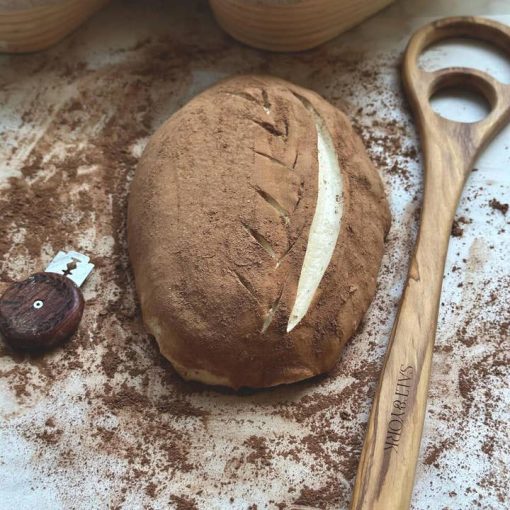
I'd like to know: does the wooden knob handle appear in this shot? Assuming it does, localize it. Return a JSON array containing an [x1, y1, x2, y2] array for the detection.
[[0, 272, 84, 351]]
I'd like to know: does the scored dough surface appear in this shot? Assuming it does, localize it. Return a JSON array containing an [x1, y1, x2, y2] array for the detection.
[[128, 75, 390, 389]]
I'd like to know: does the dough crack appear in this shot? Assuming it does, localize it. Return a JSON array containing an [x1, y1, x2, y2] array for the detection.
[[252, 148, 293, 171], [276, 226, 306, 269], [261, 88, 271, 114], [261, 285, 284, 334], [249, 118, 285, 137], [230, 269, 259, 302], [252, 185, 290, 224], [286, 92, 344, 333], [241, 222, 277, 260], [223, 91, 260, 105]]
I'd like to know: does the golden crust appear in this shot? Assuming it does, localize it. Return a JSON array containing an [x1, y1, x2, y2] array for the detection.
[[128, 75, 391, 389]]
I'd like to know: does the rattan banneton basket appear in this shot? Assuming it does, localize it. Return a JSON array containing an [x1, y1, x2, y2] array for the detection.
[[209, 0, 394, 52], [0, 0, 109, 53]]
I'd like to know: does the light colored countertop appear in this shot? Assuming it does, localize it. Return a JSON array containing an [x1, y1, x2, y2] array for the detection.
[[0, 1, 508, 509]]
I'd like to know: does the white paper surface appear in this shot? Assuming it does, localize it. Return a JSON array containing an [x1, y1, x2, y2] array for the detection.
[[0, 1, 509, 509]]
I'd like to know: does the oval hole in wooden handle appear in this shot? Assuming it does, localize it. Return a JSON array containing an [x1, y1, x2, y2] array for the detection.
[[429, 69, 498, 107], [426, 68, 498, 124], [430, 87, 491, 124], [404, 16, 510, 81], [403, 17, 510, 163], [403, 17, 510, 110], [418, 37, 510, 85]]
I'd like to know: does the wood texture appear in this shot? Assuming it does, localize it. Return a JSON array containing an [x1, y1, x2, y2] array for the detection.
[[0, 0, 109, 53], [209, 0, 394, 52], [0, 272, 84, 351], [351, 16, 510, 510]]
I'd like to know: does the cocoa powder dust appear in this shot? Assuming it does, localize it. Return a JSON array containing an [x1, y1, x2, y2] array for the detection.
[[0, 1, 508, 509]]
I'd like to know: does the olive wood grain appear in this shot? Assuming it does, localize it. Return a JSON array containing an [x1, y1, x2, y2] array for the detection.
[[0, 272, 84, 351], [351, 17, 510, 510]]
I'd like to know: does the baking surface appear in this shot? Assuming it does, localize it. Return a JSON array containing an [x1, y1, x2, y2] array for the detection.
[[0, 1, 509, 509]]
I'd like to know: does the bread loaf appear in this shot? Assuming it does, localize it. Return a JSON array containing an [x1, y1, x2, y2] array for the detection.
[[128, 75, 390, 389]]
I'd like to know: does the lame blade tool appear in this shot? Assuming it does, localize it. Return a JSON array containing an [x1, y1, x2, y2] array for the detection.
[[0, 251, 94, 351]]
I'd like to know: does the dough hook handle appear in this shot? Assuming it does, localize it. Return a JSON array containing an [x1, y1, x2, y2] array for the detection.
[[351, 17, 510, 510]]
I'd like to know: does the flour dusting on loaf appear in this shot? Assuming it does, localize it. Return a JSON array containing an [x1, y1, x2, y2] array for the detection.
[[128, 75, 390, 388]]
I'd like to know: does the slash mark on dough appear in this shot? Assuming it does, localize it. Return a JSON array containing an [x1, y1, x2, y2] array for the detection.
[[242, 222, 277, 260], [276, 227, 305, 268], [249, 118, 284, 137], [286, 91, 344, 333], [261, 88, 271, 114], [252, 185, 290, 224], [252, 149, 292, 171], [224, 91, 260, 105], [231, 269, 258, 302], [261, 286, 284, 334]]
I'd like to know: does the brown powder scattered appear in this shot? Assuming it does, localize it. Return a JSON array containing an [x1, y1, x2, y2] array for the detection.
[[102, 385, 148, 410], [101, 349, 123, 378], [145, 482, 157, 498], [489, 198, 508, 215], [0, 3, 507, 508], [169, 494, 199, 510], [34, 428, 63, 446], [424, 439, 453, 467], [295, 484, 343, 508], [451, 221, 464, 238], [481, 437, 495, 457], [451, 216, 472, 238], [244, 436, 272, 466]]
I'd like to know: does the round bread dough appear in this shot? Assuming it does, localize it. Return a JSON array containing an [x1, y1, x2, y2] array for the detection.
[[128, 75, 390, 389]]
